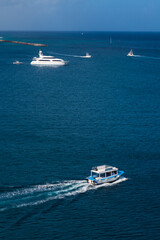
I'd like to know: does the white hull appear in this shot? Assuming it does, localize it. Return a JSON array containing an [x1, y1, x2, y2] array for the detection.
[[85, 55, 91, 58], [30, 61, 67, 66], [13, 61, 23, 65], [85, 53, 91, 58], [127, 53, 134, 57], [127, 50, 134, 57], [81, 53, 91, 58]]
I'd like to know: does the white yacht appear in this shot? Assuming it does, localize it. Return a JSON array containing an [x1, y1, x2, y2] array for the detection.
[[30, 50, 68, 66], [86, 165, 124, 185], [127, 49, 134, 57]]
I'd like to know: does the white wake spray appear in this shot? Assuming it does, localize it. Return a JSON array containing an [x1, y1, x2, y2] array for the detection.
[[48, 51, 90, 58], [0, 177, 127, 211], [129, 54, 160, 60]]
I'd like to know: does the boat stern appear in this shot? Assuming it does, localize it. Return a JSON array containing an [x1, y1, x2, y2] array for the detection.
[[86, 176, 98, 185]]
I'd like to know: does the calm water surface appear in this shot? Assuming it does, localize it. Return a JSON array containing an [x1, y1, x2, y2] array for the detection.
[[0, 32, 160, 239]]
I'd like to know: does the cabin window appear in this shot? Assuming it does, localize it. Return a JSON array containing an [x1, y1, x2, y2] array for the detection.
[[39, 60, 50, 61], [106, 172, 111, 177], [100, 173, 105, 178], [112, 171, 117, 175], [43, 57, 53, 59], [92, 172, 99, 178]]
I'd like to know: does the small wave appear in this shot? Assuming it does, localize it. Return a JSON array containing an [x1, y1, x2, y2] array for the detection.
[[0, 178, 127, 212]]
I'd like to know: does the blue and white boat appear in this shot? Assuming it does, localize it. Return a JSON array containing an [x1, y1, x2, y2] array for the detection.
[[86, 165, 124, 185]]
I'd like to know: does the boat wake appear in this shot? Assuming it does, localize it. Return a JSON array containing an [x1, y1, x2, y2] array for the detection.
[[130, 54, 160, 60], [0, 177, 127, 212], [49, 52, 90, 58]]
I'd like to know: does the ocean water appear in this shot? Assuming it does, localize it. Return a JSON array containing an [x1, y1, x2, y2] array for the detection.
[[0, 32, 160, 240]]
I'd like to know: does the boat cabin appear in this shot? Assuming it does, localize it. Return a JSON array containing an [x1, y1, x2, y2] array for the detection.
[[91, 165, 118, 179]]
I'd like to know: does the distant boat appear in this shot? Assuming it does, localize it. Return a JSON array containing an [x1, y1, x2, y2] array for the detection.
[[127, 49, 134, 56], [13, 60, 23, 65], [85, 52, 91, 58], [86, 165, 124, 185]]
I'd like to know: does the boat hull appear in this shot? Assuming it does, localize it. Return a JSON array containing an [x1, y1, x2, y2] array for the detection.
[[85, 55, 91, 58], [30, 61, 68, 66], [13, 62, 22, 65]]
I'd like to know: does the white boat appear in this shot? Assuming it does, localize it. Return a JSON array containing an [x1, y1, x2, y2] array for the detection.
[[13, 60, 23, 65], [30, 50, 68, 66], [127, 49, 134, 56], [86, 165, 124, 185], [85, 52, 91, 58]]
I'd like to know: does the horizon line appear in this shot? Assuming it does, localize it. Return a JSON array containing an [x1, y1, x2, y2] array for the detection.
[[1, 30, 160, 33]]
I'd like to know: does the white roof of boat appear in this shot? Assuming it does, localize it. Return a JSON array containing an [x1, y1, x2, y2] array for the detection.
[[41, 55, 54, 58], [92, 165, 118, 173]]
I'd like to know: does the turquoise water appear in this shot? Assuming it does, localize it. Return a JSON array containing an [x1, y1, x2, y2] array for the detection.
[[0, 32, 160, 239]]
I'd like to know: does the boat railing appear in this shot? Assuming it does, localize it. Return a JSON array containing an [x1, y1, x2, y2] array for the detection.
[[92, 166, 97, 170]]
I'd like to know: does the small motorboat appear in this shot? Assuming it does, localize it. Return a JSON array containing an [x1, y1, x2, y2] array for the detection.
[[127, 49, 134, 57], [30, 50, 68, 66], [86, 165, 124, 185], [13, 60, 23, 64], [85, 52, 91, 58]]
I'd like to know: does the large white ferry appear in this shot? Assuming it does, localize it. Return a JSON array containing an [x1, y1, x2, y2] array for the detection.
[[87, 165, 124, 185], [31, 50, 68, 66]]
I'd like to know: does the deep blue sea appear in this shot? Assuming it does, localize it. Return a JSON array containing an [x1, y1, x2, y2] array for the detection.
[[0, 32, 160, 240]]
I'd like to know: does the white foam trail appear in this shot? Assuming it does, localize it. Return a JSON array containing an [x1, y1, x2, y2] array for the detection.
[[48, 52, 89, 58], [131, 54, 160, 60], [0, 178, 127, 211], [0, 182, 64, 199]]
